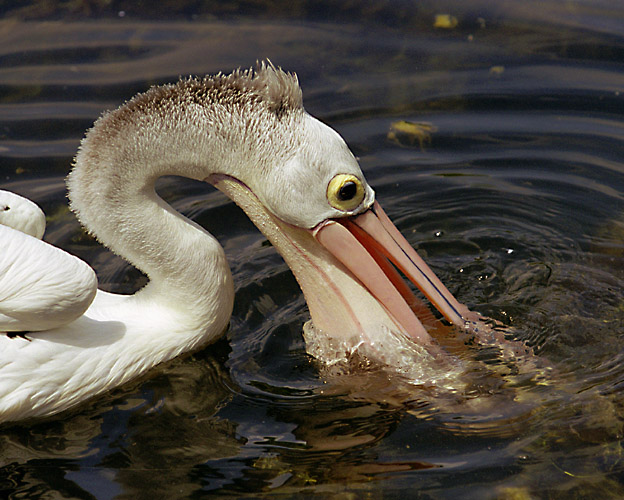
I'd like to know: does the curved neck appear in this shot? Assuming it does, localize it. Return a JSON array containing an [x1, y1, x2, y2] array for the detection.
[[67, 98, 239, 335]]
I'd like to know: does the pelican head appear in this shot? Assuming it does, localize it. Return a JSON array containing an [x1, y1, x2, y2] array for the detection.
[[68, 63, 476, 359], [164, 65, 477, 351]]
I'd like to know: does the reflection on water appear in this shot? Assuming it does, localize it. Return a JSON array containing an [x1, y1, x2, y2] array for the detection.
[[1, 0, 624, 498]]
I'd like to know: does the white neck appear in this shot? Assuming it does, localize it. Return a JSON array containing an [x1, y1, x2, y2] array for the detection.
[[67, 88, 243, 338]]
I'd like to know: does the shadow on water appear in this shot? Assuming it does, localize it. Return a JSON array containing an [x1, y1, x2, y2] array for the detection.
[[1, 0, 624, 498]]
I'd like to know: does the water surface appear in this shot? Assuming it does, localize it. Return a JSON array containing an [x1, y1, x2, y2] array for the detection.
[[1, 1, 624, 498]]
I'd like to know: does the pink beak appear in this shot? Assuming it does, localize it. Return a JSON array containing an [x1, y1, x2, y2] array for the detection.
[[313, 201, 477, 343]]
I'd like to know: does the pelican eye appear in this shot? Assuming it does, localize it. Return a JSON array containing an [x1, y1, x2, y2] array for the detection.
[[338, 181, 357, 201], [327, 174, 365, 211]]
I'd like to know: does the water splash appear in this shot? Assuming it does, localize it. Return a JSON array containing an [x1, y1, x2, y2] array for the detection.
[[302, 320, 467, 391]]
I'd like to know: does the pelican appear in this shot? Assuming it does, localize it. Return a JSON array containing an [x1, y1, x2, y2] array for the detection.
[[0, 64, 478, 424]]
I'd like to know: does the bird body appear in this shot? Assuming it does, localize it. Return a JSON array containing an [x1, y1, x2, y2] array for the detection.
[[0, 64, 476, 424]]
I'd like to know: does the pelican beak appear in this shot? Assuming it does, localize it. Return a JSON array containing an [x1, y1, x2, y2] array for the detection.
[[210, 175, 477, 348], [313, 201, 478, 343]]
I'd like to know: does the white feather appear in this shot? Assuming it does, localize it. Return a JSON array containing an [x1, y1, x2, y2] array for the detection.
[[0, 224, 97, 331]]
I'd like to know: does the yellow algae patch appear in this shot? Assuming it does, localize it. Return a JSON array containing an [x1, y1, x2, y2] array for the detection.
[[495, 487, 533, 500], [387, 120, 438, 149], [434, 14, 458, 29]]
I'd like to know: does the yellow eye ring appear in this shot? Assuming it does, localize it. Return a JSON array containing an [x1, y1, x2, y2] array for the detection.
[[326, 174, 365, 212]]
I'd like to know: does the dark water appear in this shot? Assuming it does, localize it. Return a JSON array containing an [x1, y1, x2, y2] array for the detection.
[[1, 1, 624, 498]]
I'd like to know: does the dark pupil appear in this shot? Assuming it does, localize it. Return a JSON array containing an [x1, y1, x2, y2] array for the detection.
[[338, 181, 357, 201]]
